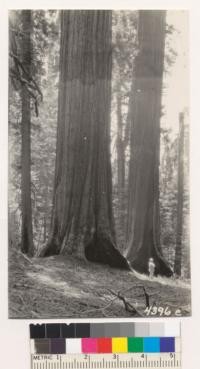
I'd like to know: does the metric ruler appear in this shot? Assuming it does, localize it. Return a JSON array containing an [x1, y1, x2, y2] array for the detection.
[[31, 353, 181, 369]]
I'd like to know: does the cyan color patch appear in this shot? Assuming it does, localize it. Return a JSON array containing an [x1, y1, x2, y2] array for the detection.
[[143, 337, 160, 352]]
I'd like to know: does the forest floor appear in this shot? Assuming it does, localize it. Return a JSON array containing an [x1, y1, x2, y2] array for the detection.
[[8, 248, 191, 319]]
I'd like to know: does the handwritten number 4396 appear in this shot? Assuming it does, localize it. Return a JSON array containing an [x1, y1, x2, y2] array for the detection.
[[144, 306, 182, 317]]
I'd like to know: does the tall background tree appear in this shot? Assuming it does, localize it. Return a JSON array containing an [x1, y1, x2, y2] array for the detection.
[[9, 10, 56, 254], [174, 112, 185, 275], [20, 11, 34, 255], [9, 10, 35, 255], [126, 10, 172, 276], [111, 12, 138, 249]]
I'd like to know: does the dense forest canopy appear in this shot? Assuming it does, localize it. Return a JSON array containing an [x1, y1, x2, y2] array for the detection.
[[9, 10, 189, 278]]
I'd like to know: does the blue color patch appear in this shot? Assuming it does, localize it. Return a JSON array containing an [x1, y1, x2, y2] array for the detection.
[[143, 337, 160, 352], [160, 337, 175, 353]]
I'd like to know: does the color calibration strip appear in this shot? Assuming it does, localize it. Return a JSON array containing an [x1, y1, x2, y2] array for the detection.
[[30, 322, 180, 339], [31, 336, 181, 354]]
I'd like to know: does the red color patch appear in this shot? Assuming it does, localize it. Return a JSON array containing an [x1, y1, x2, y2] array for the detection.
[[97, 338, 112, 353]]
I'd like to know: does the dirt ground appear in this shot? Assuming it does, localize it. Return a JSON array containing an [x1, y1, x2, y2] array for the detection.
[[8, 248, 191, 319]]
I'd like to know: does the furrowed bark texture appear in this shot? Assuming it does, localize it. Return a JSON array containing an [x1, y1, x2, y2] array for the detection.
[[43, 10, 129, 269], [174, 113, 185, 276], [21, 10, 34, 256], [126, 10, 172, 276]]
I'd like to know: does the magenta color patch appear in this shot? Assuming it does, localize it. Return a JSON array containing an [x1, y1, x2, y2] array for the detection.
[[82, 338, 98, 353]]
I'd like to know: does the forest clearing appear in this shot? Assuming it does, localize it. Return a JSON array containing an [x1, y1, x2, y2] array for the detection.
[[8, 10, 190, 318], [9, 248, 191, 318]]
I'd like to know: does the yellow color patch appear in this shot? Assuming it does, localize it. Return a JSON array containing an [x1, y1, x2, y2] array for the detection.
[[112, 337, 128, 353]]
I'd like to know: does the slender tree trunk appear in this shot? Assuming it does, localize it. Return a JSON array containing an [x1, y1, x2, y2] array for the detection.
[[21, 10, 34, 256], [124, 82, 133, 154], [116, 89, 126, 231], [174, 112, 185, 276], [43, 189, 48, 243], [126, 10, 172, 276], [43, 217, 47, 243], [116, 90, 125, 193], [42, 10, 129, 269]]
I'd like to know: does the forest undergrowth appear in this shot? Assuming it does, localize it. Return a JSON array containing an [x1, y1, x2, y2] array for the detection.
[[9, 247, 191, 319]]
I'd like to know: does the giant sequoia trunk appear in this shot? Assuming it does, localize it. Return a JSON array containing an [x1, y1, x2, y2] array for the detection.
[[126, 10, 172, 276], [20, 10, 34, 256], [42, 10, 128, 269], [174, 113, 185, 276]]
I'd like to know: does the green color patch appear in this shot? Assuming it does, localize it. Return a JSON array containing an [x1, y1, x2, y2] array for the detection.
[[128, 337, 143, 352]]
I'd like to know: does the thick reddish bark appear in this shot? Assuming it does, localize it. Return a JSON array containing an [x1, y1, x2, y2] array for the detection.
[[42, 11, 129, 269], [126, 10, 172, 276]]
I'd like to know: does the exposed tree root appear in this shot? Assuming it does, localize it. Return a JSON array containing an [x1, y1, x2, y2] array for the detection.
[[85, 233, 130, 270], [128, 249, 173, 277], [38, 236, 61, 257], [39, 232, 130, 270]]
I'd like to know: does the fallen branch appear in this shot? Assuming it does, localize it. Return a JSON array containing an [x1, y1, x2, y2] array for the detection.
[[16, 250, 33, 265], [107, 289, 142, 317], [80, 296, 119, 315], [142, 286, 150, 307], [118, 292, 141, 316], [107, 284, 150, 308], [80, 284, 149, 317], [30, 310, 40, 318]]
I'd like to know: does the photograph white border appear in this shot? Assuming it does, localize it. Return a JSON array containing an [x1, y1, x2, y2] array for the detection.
[[0, 1, 199, 368]]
